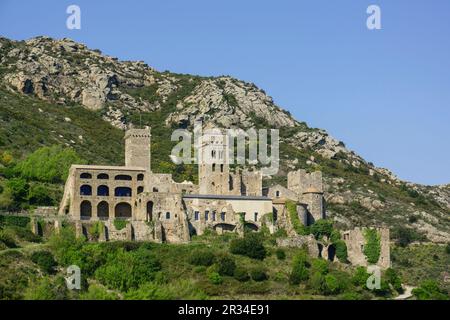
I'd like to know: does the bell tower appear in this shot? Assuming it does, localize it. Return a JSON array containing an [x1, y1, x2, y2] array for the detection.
[[124, 126, 151, 172], [198, 129, 230, 195]]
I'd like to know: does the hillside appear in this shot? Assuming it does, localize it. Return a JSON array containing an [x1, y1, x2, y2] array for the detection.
[[0, 36, 449, 243]]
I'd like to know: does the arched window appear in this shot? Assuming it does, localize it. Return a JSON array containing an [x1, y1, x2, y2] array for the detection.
[[97, 185, 109, 196], [220, 164, 224, 173], [115, 187, 132, 197], [166, 212, 170, 219], [205, 211, 209, 221], [80, 200, 92, 219], [211, 150, 216, 158], [80, 185, 92, 196], [194, 211, 199, 221], [212, 211, 216, 221], [115, 202, 132, 218], [137, 174, 144, 181], [97, 201, 109, 219], [115, 174, 132, 181], [80, 173, 92, 179], [212, 163, 216, 172], [153, 187, 158, 192], [97, 173, 109, 180], [276, 190, 280, 198], [137, 186, 144, 194]]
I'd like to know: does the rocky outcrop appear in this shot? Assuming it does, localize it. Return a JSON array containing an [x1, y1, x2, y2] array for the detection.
[[166, 77, 296, 129], [1, 36, 448, 243]]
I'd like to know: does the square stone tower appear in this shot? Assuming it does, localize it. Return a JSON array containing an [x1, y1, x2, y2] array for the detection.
[[124, 127, 151, 172], [198, 129, 230, 195]]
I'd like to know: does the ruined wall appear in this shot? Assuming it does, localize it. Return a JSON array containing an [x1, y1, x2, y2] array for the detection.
[[184, 198, 237, 236], [266, 184, 298, 201], [241, 170, 262, 196], [341, 227, 391, 269], [287, 169, 323, 194], [301, 192, 325, 223]]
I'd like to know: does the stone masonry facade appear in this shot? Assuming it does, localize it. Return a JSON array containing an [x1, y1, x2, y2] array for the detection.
[[57, 126, 391, 268]]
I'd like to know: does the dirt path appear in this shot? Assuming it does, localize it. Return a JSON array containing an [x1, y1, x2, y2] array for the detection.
[[395, 285, 416, 300]]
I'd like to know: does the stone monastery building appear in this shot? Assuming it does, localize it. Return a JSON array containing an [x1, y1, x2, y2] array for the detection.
[[58, 126, 390, 268]]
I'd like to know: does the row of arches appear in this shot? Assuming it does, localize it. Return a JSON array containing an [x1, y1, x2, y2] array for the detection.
[[80, 173, 144, 181], [80, 200, 172, 222], [80, 201, 132, 219], [80, 185, 138, 197]]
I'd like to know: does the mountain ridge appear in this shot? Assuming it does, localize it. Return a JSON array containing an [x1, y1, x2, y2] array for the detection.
[[0, 36, 449, 243]]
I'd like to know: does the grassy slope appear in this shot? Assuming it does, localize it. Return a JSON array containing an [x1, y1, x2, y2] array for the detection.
[[0, 87, 124, 165]]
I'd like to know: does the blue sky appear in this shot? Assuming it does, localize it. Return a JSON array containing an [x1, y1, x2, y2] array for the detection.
[[0, 0, 449, 185]]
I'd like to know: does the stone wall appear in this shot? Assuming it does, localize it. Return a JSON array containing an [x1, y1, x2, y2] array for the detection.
[[341, 227, 390, 269]]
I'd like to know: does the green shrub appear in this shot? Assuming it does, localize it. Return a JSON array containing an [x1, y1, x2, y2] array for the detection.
[[28, 184, 54, 206], [14, 145, 85, 183], [273, 228, 287, 238], [95, 248, 161, 291], [233, 266, 250, 282], [88, 221, 104, 240], [330, 229, 341, 242], [309, 271, 326, 293], [384, 268, 403, 293], [229, 233, 266, 260], [324, 274, 342, 295], [48, 227, 85, 266], [412, 280, 449, 300], [352, 266, 370, 288], [363, 229, 381, 264], [208, 272, 223, 285], [250, 267, 268, 282], [310, 259, 329, 275], [289, 251, 310, 285], [334, 240, 348, 262], [275, 248, 286, 260], [446, 243, 450, 255], [113, 219, 128, 230], [5, 178, 29, 209], [311, 220, 334, 240], [215, 255, 236, 276], [23, 276, 69, 300], [188, 249, 215, 266], [392, 226, 424, 247], [0, 230, 17, 248], [0, 215, 30, 228], [286, 200, 309, 235], [31, 250, 57, 274], [79, 284, 118, 300]]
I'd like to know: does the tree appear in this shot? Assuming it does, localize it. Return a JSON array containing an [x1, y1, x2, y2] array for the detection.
[[31, 251, 57, 274], [215, 255, 236, 276], [229, 233, 266, 260], [384, 268, 403, 293], [289, 251, 310, 285], [14, 145, 85, 183], [6, 178, 29, 208], [28, 184, 54, 206]]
